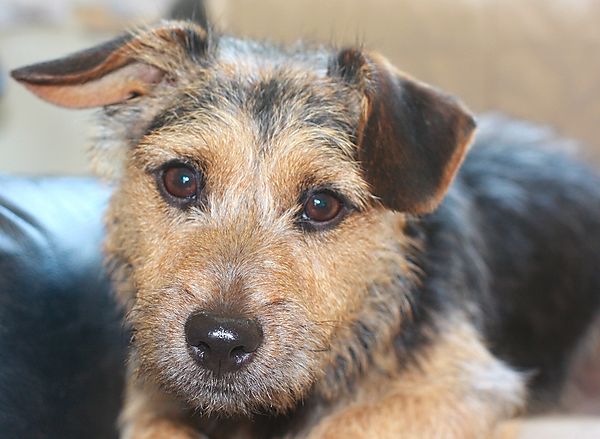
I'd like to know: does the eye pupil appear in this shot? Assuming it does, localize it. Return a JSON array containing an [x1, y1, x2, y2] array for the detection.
[[312, 197, 327, 209], [180, 174, 191, 186]]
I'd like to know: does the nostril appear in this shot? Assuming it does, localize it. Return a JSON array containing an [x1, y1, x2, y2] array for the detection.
[[230, 346, 254, 367], [190, 341, 210, 361]]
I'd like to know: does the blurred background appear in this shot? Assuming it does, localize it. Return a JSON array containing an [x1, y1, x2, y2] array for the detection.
[[1, 0, 599, 175]]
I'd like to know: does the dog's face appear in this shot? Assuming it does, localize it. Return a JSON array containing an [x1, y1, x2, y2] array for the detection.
[[12, 22, 475, 415]]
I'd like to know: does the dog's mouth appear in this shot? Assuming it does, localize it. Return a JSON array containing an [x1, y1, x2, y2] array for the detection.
[[173, 342, 320, 416], [132, 305, 326, 416]]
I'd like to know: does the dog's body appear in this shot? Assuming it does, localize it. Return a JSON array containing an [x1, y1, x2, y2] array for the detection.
[[12, 21, 600, 438], [414, 116, 600, 402]]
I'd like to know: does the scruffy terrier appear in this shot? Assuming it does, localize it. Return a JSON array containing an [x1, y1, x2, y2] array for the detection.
[[12, 21, 600, 438]]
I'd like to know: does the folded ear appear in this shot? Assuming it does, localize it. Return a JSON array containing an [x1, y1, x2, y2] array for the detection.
[[330, 49, 476, 214], [10, 21, 208, 108]]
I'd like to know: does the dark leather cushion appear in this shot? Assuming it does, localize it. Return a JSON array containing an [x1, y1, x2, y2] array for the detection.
[[0, 176, 125, 439]]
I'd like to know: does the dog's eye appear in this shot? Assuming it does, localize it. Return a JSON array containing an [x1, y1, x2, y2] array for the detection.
[[302, 191, 344, 224], [160, 163, 200, 203]]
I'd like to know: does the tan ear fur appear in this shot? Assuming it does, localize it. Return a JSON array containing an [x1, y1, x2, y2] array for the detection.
[[10, 22, 207, 109], [15, 63, 164, 108]]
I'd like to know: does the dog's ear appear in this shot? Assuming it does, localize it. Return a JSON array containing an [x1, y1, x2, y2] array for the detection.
[[11, 21, 208, 108], [330, 49, 476, 214]]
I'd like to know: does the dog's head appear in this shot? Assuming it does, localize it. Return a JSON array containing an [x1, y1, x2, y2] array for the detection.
[[12, 22, 475, 415]]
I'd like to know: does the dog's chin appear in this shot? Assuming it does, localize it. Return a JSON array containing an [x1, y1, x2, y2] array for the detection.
[[135, 344, 323, 417], [167, 366, 315, 417], [178, 373, 301, 417]]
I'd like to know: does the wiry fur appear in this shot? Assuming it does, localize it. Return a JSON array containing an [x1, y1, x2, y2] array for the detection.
[[11, 20, 600, 439]]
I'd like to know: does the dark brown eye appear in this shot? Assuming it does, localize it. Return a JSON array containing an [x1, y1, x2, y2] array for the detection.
[[161, 164, 199, 201], [303, 191, 343, 224]]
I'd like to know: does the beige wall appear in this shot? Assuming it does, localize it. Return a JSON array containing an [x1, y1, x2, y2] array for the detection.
[[2, 0, 600, 175]]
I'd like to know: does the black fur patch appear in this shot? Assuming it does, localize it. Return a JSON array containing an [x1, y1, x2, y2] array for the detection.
[[405, 115, 600, 406]]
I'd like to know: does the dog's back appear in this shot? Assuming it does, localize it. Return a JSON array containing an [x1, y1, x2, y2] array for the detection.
[[415, 115, 600, 406]]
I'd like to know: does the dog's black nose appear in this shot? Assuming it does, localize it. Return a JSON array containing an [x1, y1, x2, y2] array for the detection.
[[185, 312, 262, 374]]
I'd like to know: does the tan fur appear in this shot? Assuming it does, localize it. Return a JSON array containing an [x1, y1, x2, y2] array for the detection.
[[120, 373, 204, 439], [303, 318, 525, 439]]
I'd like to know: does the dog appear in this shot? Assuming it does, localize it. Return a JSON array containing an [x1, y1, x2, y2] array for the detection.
[[11, 20, 600, 438]]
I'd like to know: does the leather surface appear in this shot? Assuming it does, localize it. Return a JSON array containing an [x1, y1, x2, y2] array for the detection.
[[0, 176, 125, 439]]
